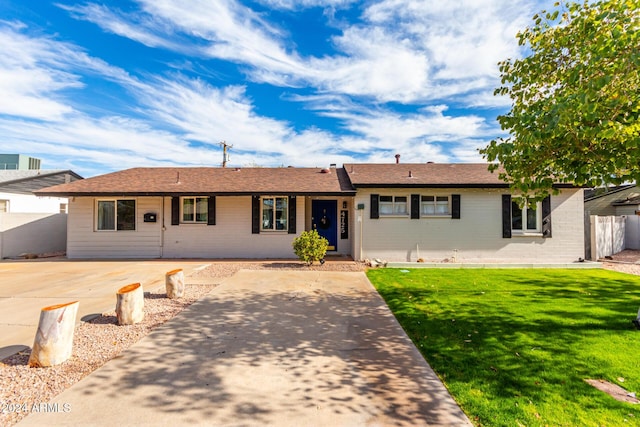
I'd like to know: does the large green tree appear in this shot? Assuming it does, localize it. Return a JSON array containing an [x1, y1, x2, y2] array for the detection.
[[481, 0, 640, 200]]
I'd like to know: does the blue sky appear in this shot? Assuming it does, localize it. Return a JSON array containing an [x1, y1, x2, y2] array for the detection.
[[0, 0, 551, 177]]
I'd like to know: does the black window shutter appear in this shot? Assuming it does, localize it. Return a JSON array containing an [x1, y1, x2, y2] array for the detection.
[[207, 196, 216, 225], [171, 196, 180, 226], [288, 195, 296, 234], [542, 195, 552, 238], [410, 194, 420, 219], [251, 195, 260, 234], [451, 194, 461, 219], [502, 194, 512, 238], [370, 194, 379, 219]]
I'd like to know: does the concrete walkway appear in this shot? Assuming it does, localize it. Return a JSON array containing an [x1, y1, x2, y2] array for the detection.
[[0, 259, 212, 360], [20, 270, 471, 426]]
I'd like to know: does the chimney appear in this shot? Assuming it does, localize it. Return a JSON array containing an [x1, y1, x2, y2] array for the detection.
[[395, 154, 400, 164]]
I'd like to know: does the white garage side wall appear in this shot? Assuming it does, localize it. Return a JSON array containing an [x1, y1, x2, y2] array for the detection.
[[0, 213, 67, 258], [352, 188, 584, 263], [66, 197, 162, 259], [162, 196, 305, 259], [0, 192, 68, 213]]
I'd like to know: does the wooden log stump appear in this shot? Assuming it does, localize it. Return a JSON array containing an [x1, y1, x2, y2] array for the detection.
[[116, 283, 144, 325], [28, 301, 79, 368], [165, 269, 185, 299]]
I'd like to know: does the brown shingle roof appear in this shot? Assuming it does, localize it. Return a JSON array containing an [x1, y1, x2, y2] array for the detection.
[[343, 163, 508, 187], [35, 167, 355, 197]]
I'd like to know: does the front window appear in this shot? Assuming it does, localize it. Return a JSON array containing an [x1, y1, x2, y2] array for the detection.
[[421, 195, 450, 215], [0, 199, 8, 213], [512, 199, 541, 233], [262, 196, 288, 230], [182, 197, 208, 223], [379, 196, 408, 215], [96, 199, 136, 231]]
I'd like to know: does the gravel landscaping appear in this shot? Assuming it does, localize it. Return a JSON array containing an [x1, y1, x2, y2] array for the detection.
[[1, 256, 637, 426]]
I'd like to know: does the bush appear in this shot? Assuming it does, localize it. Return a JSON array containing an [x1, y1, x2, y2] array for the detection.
[[292, 230, 328, 265]]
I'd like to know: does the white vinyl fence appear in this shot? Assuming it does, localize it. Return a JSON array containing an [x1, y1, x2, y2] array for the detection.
[[590, 215, 640, 260], [0, 213, 67, 259]]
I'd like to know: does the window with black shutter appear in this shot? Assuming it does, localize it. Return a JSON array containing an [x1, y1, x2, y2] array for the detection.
[[251, 195, 260, 234], [171, 196, 180, 226], [207, 196, 216, 226], [451, 194, 461, 219], [502, 194, 512, 238], [410, 194, 420, 219], [370, 194, 379, 219], [542, 195, 552, 238], [288, 195, 296, 234]]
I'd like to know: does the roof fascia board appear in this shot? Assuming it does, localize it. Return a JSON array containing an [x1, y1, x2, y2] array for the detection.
[[34, 191, 356, 197], [351, 183, 578, 189]]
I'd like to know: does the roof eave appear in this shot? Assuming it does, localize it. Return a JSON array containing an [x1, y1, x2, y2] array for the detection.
[[34, 190, 357, 197], [351, 183, 579, 189]]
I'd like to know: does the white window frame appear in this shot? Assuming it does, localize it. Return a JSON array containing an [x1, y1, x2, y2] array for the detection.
[[181, 196, 208, 223], [379, 195, 408, 216], [95, 199, 136, 231], [421, 195, 451, 216], [511, 197, 542, 235], [0, 199, 9, 213], [261, 196, 288, 231]]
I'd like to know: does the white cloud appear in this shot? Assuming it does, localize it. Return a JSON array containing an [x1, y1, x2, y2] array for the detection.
[[58, 3, 182, 50], [138, 0, 307, 78], [128, 74, 357, 166], [254, 0, 357, 10], [60, 0, 539, 105], [0, 22, 143, 122], [0, 26, 81, 120], [358, 0, 538, 104], [296, 98, 496, 164], [308, 27, 431, 102], [0, 23, 358, 172], [0, 115, 219, 171], [450, 139, 493, 163], [249, 0, 537, 104]]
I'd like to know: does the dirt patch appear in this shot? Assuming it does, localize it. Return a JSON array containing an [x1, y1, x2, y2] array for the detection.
[[600, 249, 640, 276], [600, 249, 640, 264], [585, 379, 639, 404]]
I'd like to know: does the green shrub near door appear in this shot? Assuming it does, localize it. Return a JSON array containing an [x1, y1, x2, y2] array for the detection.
[[292, 230, 328, 265]]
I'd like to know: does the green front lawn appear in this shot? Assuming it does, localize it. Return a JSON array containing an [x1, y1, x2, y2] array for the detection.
[[367, 268, 640, 426]]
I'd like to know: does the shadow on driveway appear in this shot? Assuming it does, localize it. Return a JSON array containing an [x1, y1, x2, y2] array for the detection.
[[21, 270, 471, 426]]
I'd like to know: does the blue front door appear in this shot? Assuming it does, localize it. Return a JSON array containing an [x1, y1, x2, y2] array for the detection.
[[311, 200, 337, 251]]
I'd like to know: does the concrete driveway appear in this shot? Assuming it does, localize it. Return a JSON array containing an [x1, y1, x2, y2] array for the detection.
[[0, 259, 213, 360], [20, 269, 471, 426]]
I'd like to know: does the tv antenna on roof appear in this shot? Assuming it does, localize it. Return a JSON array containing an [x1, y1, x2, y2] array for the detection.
[[220, 141, 233, 168]]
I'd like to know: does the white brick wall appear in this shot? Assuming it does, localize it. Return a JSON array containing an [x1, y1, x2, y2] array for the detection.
[[65, 189, 585, 262], [353, 188, 584, 263], [162, 196, 304, 258], [68, 196, 308, 259]]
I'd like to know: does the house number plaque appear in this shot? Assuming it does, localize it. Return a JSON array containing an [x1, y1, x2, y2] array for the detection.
[[340, 210, 348, 239]]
